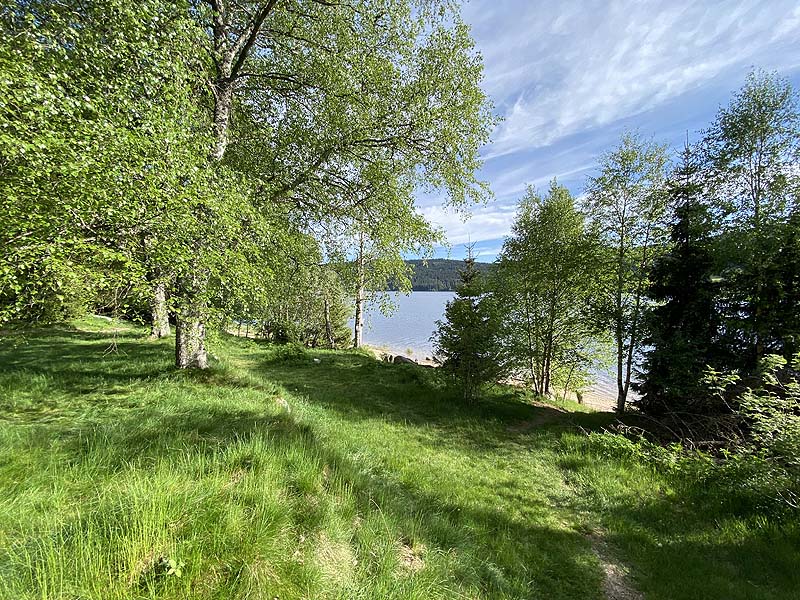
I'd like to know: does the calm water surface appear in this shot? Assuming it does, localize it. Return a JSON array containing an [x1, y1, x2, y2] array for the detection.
[[360, 291, 454, 358], [356, 291, 623, 409]]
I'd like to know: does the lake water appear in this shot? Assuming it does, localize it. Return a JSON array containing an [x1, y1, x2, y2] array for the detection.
[[357, 291, 620, 410], [359, 291, 454, 358]]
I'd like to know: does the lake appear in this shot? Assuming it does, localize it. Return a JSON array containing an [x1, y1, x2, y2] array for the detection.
[[358, 291, 454, 359], [357, 290, 620, 410]]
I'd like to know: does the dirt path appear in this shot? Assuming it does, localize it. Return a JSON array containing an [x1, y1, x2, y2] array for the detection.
[[506, 400, 572, 432], [588, 532, 644, 600]]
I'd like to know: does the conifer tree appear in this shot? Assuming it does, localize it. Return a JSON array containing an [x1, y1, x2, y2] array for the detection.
[[433, 249, 506, 402], [771, 210, 800, 359], [638, 144, 724, 415]]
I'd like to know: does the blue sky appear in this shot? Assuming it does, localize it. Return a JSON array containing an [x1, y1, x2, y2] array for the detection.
[[419, 0, 800, 262]]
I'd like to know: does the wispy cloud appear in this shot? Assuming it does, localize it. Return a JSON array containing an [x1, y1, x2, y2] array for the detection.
[[466, 0, 800, 159], [419, 1, 800, 257], [420, 203, 518, 246], [490, 160, 596, 201]]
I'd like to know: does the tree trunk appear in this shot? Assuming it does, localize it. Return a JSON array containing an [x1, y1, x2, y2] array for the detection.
[[175, 311, 208, 369], [324, 296, 335, 348], [354, 292, 364, 348], [543, 346, 551, 397], [523, 291, 539, 393], [172, 77, 229, 368], [211, 79, 234, 161], [563, 363, 576, 402], [354, 231, 365, 349], [149, 282, 171, 339], [171, 2, 277, 369], [616, 345, 626, 412], [616, 237, 627, 413], [174, 78, 229, 369], [174, 273, 208, 369]]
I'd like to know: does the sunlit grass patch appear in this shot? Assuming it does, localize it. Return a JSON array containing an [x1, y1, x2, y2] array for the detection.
[[0, 320, 797, 599]]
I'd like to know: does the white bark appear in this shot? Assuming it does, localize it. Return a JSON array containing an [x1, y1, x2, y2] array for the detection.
[[149, 282, 170, 339], [175, 310, 208, 368], [353, 232, 365, 348]]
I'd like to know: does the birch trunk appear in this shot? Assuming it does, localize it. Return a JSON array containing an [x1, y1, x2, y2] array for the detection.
[[615, 235, 627, 413], [211, 79, 234, 161], [175, 311, 208, 368], [353, 232, 365, 348], [149, 282, 171, 339], [174, 272, 208, 369], [324, 296, 335, 348], [172, 1, 278, 369], [173, 59, 230, 368]]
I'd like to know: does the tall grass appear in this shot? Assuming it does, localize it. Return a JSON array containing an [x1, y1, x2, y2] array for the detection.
[[0, 317, 797, 599]]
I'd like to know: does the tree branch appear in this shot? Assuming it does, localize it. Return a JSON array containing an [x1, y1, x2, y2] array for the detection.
[[230, 0, 280, 79]]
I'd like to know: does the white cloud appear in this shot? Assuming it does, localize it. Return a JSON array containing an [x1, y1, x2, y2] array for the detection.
[[491, 160, 595, 200], [416, 0, 800, 248], [771, 4, 800, 42], [419, 203, 518, 245], [465, 0, 800, 159]]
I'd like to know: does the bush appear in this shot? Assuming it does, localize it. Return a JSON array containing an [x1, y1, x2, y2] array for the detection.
[[271, 342, 309, 363], [739, 355, 800, 470], [734, 355, 800, 511], [572, 402, 799, 520]]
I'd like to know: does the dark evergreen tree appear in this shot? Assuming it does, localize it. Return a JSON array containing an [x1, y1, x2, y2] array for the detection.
[[433, 249, 507, 402], [770, 210, 800, 359], [638, 144, 725, 415]]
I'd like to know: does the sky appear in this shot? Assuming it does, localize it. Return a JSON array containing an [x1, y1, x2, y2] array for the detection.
[[418, 0, 800, 262]]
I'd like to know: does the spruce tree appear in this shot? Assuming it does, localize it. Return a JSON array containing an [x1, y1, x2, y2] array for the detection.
[[433, 249, 507, 402], [770, 210, 800, 359], [638, 144, 724, 415]]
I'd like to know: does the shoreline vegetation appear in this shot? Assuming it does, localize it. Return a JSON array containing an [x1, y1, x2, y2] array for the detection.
[[1, 317, 798, 599], [229, 325, 624, 413]]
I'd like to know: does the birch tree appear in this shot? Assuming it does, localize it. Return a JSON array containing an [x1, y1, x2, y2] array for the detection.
[[587, 133, 669, 412], [0, 0, 207, 329], [704, 70, 800, 366], [495, 182, 602, 397], [172, 0, 494, 367]]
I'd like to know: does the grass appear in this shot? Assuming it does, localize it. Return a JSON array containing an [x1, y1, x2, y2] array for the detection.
[[0, 317, 797, 599]]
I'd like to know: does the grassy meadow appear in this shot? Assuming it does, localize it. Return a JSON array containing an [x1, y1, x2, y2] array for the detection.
[[0, 317, 797, 599]]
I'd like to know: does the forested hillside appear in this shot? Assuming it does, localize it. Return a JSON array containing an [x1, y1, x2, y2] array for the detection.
[[392, 259, 494, 291]]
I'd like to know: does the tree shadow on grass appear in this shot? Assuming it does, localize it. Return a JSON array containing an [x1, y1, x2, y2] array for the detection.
[[249, 350, 800, 599], [0, 328, 606, 598], [0, 328, 171, 376], [49, 394, 606, 599], [587, 491, 800, 600], [12, 330, 786, 598], [255, 350, 615, 453]]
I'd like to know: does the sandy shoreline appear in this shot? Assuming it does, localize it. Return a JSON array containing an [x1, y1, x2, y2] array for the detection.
[[364, 344, 619, 411], [362, 344, 439, 366]]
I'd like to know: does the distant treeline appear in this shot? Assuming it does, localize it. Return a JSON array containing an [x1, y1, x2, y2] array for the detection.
[[389, 259, 494, 291]]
